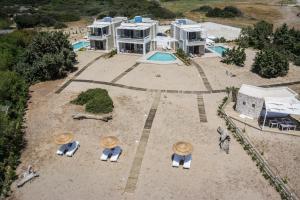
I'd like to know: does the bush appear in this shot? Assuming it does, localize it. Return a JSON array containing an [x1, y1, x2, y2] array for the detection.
[[221, 46, 246, 67], [14, 31, 76, 83], [54, 22, 67, 29], [206, 6, 242, 18], [192, 5, 213, 13], [86, 94, 113, 114], [252, 49, 289, 78], [175, 48, 191, 65], [71, 88, 114, 114]]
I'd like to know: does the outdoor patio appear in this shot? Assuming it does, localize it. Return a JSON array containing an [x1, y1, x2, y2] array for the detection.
[[225, 102, 300, 137]]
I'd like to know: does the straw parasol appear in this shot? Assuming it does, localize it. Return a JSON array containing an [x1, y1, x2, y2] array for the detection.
[[100, 136, 119, 149], [54, 133, 74, 145], [172, 141, 193, 156]]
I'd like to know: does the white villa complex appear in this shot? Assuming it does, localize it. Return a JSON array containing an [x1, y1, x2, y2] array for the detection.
[[116, 16, 158, 55], [87, 17, 127, 51], [171, 19, 206, 56]]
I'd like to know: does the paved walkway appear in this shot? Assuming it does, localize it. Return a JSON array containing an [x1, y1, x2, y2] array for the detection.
[[197, 95, 207, 122], [111, 63, 140, 83], [191, 60, 213, 92], [124, 92, 161, 193]]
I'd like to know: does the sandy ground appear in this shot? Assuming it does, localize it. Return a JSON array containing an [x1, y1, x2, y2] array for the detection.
[[77, 54, 140, 82], [11, 50, 300, 200], [117, 63, 206, 91], [224, 103, 300, 197], [195, 48, 300, 90]]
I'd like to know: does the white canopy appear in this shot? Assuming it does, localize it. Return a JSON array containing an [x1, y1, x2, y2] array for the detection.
[[264, 97, 300, 115]]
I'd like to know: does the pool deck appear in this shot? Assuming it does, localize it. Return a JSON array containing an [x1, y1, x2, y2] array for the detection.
[[137, 51, 183, 65]]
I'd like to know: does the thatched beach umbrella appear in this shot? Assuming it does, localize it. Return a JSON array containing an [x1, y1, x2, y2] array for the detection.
[[172, 141, 193, 156], [100, 136, 119, 149], [54, 133, 74, 145]]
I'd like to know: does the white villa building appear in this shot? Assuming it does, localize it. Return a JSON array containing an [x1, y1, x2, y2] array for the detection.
[[171, 19, 206, 56], [87, 17, 127, 51], [116, 16, 158, 55]]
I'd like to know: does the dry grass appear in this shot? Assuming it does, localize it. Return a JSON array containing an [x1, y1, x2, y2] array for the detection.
[[162, 0, 297, 28]]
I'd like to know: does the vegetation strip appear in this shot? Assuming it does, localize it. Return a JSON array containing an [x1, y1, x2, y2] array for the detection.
[[55, 54, 105, 94], [218, 97, 299, 200], [124, 92, 161, 193], [197, 95, 208, 122], [111, 63, 140, 83], [191, 60, 213, 92]]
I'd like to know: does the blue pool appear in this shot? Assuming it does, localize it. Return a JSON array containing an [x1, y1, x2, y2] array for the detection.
[[147, 52, 177, 62], [208, 46, 228, 55], [72, 41, 90, 51]]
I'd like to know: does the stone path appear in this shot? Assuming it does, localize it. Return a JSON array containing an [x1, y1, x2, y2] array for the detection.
[[124, 92, 161, 193], [197, 95, 207, 122], [111, 63, 140, 83], [191, 60, 213, 92]]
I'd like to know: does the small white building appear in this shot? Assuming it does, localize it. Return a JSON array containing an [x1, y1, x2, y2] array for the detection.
[[116, 16, 158, 55], [87, 17, 127, 51], [171, 19, 206, 56], [236, 84, 299, 118]]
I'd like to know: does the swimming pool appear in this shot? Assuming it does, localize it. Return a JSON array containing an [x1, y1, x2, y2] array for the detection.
[[208, 46, 228, 56], [72, 41, 90, 51], [147, 52, 177, 62]]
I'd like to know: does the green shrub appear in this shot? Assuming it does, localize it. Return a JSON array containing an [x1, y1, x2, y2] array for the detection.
[[192, 5, 213, 13], [54, 22, 67, 29], [206, 6, 242, 18], [175, 48, 191, 65], [86, 94, 113, 114], [252, 49, 289, 78], [71, 88, 114, 114], [221, 46, 246, 67], [71, 88, 108, 105]]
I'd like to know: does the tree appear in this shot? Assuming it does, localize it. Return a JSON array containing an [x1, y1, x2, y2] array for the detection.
[[238, 20, 273, 49], [14, 31, 76, 83], [221, 46, 246, 67], [252, 49, 289, 78]]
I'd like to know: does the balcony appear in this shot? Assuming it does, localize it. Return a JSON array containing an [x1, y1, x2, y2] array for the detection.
[[186, 38, 205, 46], [88, 34, 108, 41], [117, 35, 150, 43]]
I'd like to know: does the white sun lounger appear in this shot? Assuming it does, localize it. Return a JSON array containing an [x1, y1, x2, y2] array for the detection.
[[172, 154, 183, 167], [56, 144, 68, 155], [183, 155, 192, 169], [110, 146, 122, 162], [101, 148, 112, 161], [66, 141, 80, 157]]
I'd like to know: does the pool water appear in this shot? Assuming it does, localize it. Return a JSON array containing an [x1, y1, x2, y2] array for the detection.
[[208, 46, 228, 55], [147, 52, 176, 62], [72, 41, 90, 50]]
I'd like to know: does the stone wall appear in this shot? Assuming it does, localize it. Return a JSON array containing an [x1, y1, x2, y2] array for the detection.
[[236, 93, 264, 118]]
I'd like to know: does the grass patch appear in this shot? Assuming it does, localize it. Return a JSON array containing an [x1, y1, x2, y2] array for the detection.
[[71, 88, 113, 114]]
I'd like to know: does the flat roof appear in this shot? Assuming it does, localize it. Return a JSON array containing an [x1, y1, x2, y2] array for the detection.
[[239, 84, 298, 99], [118, 23, 152, 30]]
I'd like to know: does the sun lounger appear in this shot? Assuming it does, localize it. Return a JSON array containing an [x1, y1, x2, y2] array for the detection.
[[172, 154, 183, 167], [65, 141, 80, 157], [56, 144, 68, 155], [110, 146, 122, 162], [101, 148, 112, 161], [183, 155, 192, 169]]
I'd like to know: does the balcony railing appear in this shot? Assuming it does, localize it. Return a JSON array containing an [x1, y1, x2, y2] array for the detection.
[[186, 39, 205, 46], [88, 35, 108, 40], [117, 35, 150, 43]]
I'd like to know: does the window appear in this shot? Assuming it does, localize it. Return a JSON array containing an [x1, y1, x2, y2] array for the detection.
[[252, 104, 255, 108], [243, 101, 246, 105]]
